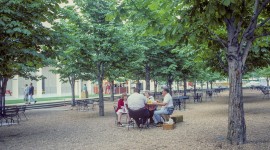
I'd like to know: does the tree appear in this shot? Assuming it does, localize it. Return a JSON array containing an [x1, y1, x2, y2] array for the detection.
[[51, 6, 95, 106], [179, 1, 270, 144], [0, 0, 67, 115], [120, 0, 270, 144], [104, 24, 140, 101], [74, 0, 138, 116]]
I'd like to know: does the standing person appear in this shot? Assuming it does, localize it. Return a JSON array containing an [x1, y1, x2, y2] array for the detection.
[[28, 83, 36, 104], [115, 93, 130, 126], [127, 88, 149, 128], [153, 87, 174, 126], [24, 84, 29, 104], [144, 91, 157, 124], [83, 84, 88, 98], [106, 83, 110, 94]]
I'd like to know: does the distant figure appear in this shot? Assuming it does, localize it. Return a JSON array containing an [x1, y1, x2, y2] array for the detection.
[[24, 84, 29, 104], [83, 84, 88, 98], [28, 83, 36, 104], [106, 83, 110, 94]]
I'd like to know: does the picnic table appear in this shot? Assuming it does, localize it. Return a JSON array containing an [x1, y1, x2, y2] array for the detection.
[[172, 96, 189, 110], [74, 99, 99, 111]]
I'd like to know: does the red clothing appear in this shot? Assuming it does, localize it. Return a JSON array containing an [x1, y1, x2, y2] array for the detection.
[[116, 98, 124, 112]]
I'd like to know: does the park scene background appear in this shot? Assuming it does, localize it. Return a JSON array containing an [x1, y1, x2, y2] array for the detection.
[[1, 0, 270, 149]]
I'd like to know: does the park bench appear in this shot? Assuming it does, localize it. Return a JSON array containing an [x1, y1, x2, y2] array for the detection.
[[1, 106, 20, 126]]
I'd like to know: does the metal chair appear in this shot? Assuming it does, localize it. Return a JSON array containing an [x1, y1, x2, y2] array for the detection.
[[18, 105, 28, 120], [113, 106, 128, 126]]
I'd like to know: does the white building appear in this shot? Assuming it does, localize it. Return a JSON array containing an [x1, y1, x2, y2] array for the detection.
[[5, 67, 161, 99]]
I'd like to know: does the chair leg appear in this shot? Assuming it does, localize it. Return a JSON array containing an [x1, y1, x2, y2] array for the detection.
[[22, 112, 28, 120]]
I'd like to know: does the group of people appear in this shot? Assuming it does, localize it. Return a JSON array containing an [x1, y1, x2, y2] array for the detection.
[[24, 83, 36, 104], [115, 87, 174, 128]]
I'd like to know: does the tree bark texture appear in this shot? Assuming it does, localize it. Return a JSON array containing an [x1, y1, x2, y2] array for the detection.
[[68, 77, 76, 106], [227, 54, 246, 144], [153, 79, 157, 98], [193, 80, 197, 96], [97, 63, 104, 116], [136, 79, 141, 93], [0, 77, 8, 115], [145, 64, 150, 90], [225, 14, 255, 144], [167, 75, 173, 95], [183, 77, 187, 96], [177, 81, 180, 94]]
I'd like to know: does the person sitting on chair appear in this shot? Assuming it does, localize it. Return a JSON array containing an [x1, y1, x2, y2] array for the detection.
[[153, 87, 174, 126], [115, 93, 130, 126], [144, 90, 157, 124], [127, 88, 149, 128]]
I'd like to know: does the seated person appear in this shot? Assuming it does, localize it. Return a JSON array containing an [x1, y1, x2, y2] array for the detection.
[[127, 88, 149, 128], [144, 90, 157, 124], [115, 93, 130, 126], [153, 87, 174, 126]]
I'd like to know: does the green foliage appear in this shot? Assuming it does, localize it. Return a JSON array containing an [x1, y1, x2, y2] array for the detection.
[[51, 5, 95, 83], [0, 0, 67, 80]]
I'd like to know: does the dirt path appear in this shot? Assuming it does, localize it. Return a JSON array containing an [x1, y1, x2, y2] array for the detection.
[[0, 89, 270, 150]]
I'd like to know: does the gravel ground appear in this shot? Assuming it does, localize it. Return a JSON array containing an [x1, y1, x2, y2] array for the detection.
[[1, 89, 270, 150]]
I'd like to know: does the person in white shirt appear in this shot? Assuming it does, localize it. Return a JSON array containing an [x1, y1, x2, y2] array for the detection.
[[153, 87, 174, 126], [24, 84, 29, 104], [127, 88, 149, 128]]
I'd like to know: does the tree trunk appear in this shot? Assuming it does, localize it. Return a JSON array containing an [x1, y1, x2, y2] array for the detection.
[[136, 79, 141, 93], [153, 79, 157, 98], [68, 77, 76, 106], [167, 75, 173, 95], [207, 81, 209, 89], [183, 77, 187, 96], [193, 80, 197, 96], [227, 58, 246, 144], [0, 77, 8, 115], [145, 63, 150, 90], [97, 63, 105, 116], [110, 80, 114, 101], [200, 81, 203, 89], [210, 81, 213, 89], [266, 77, 269, 87], [177, 80, 180, 94]]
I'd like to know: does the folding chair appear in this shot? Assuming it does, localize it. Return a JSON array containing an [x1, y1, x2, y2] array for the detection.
[[113, 106, 128, 126]]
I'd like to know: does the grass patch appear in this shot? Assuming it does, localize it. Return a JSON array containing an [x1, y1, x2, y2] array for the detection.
[[6, 96, 79, 105], [6, 94, 114, 105]]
